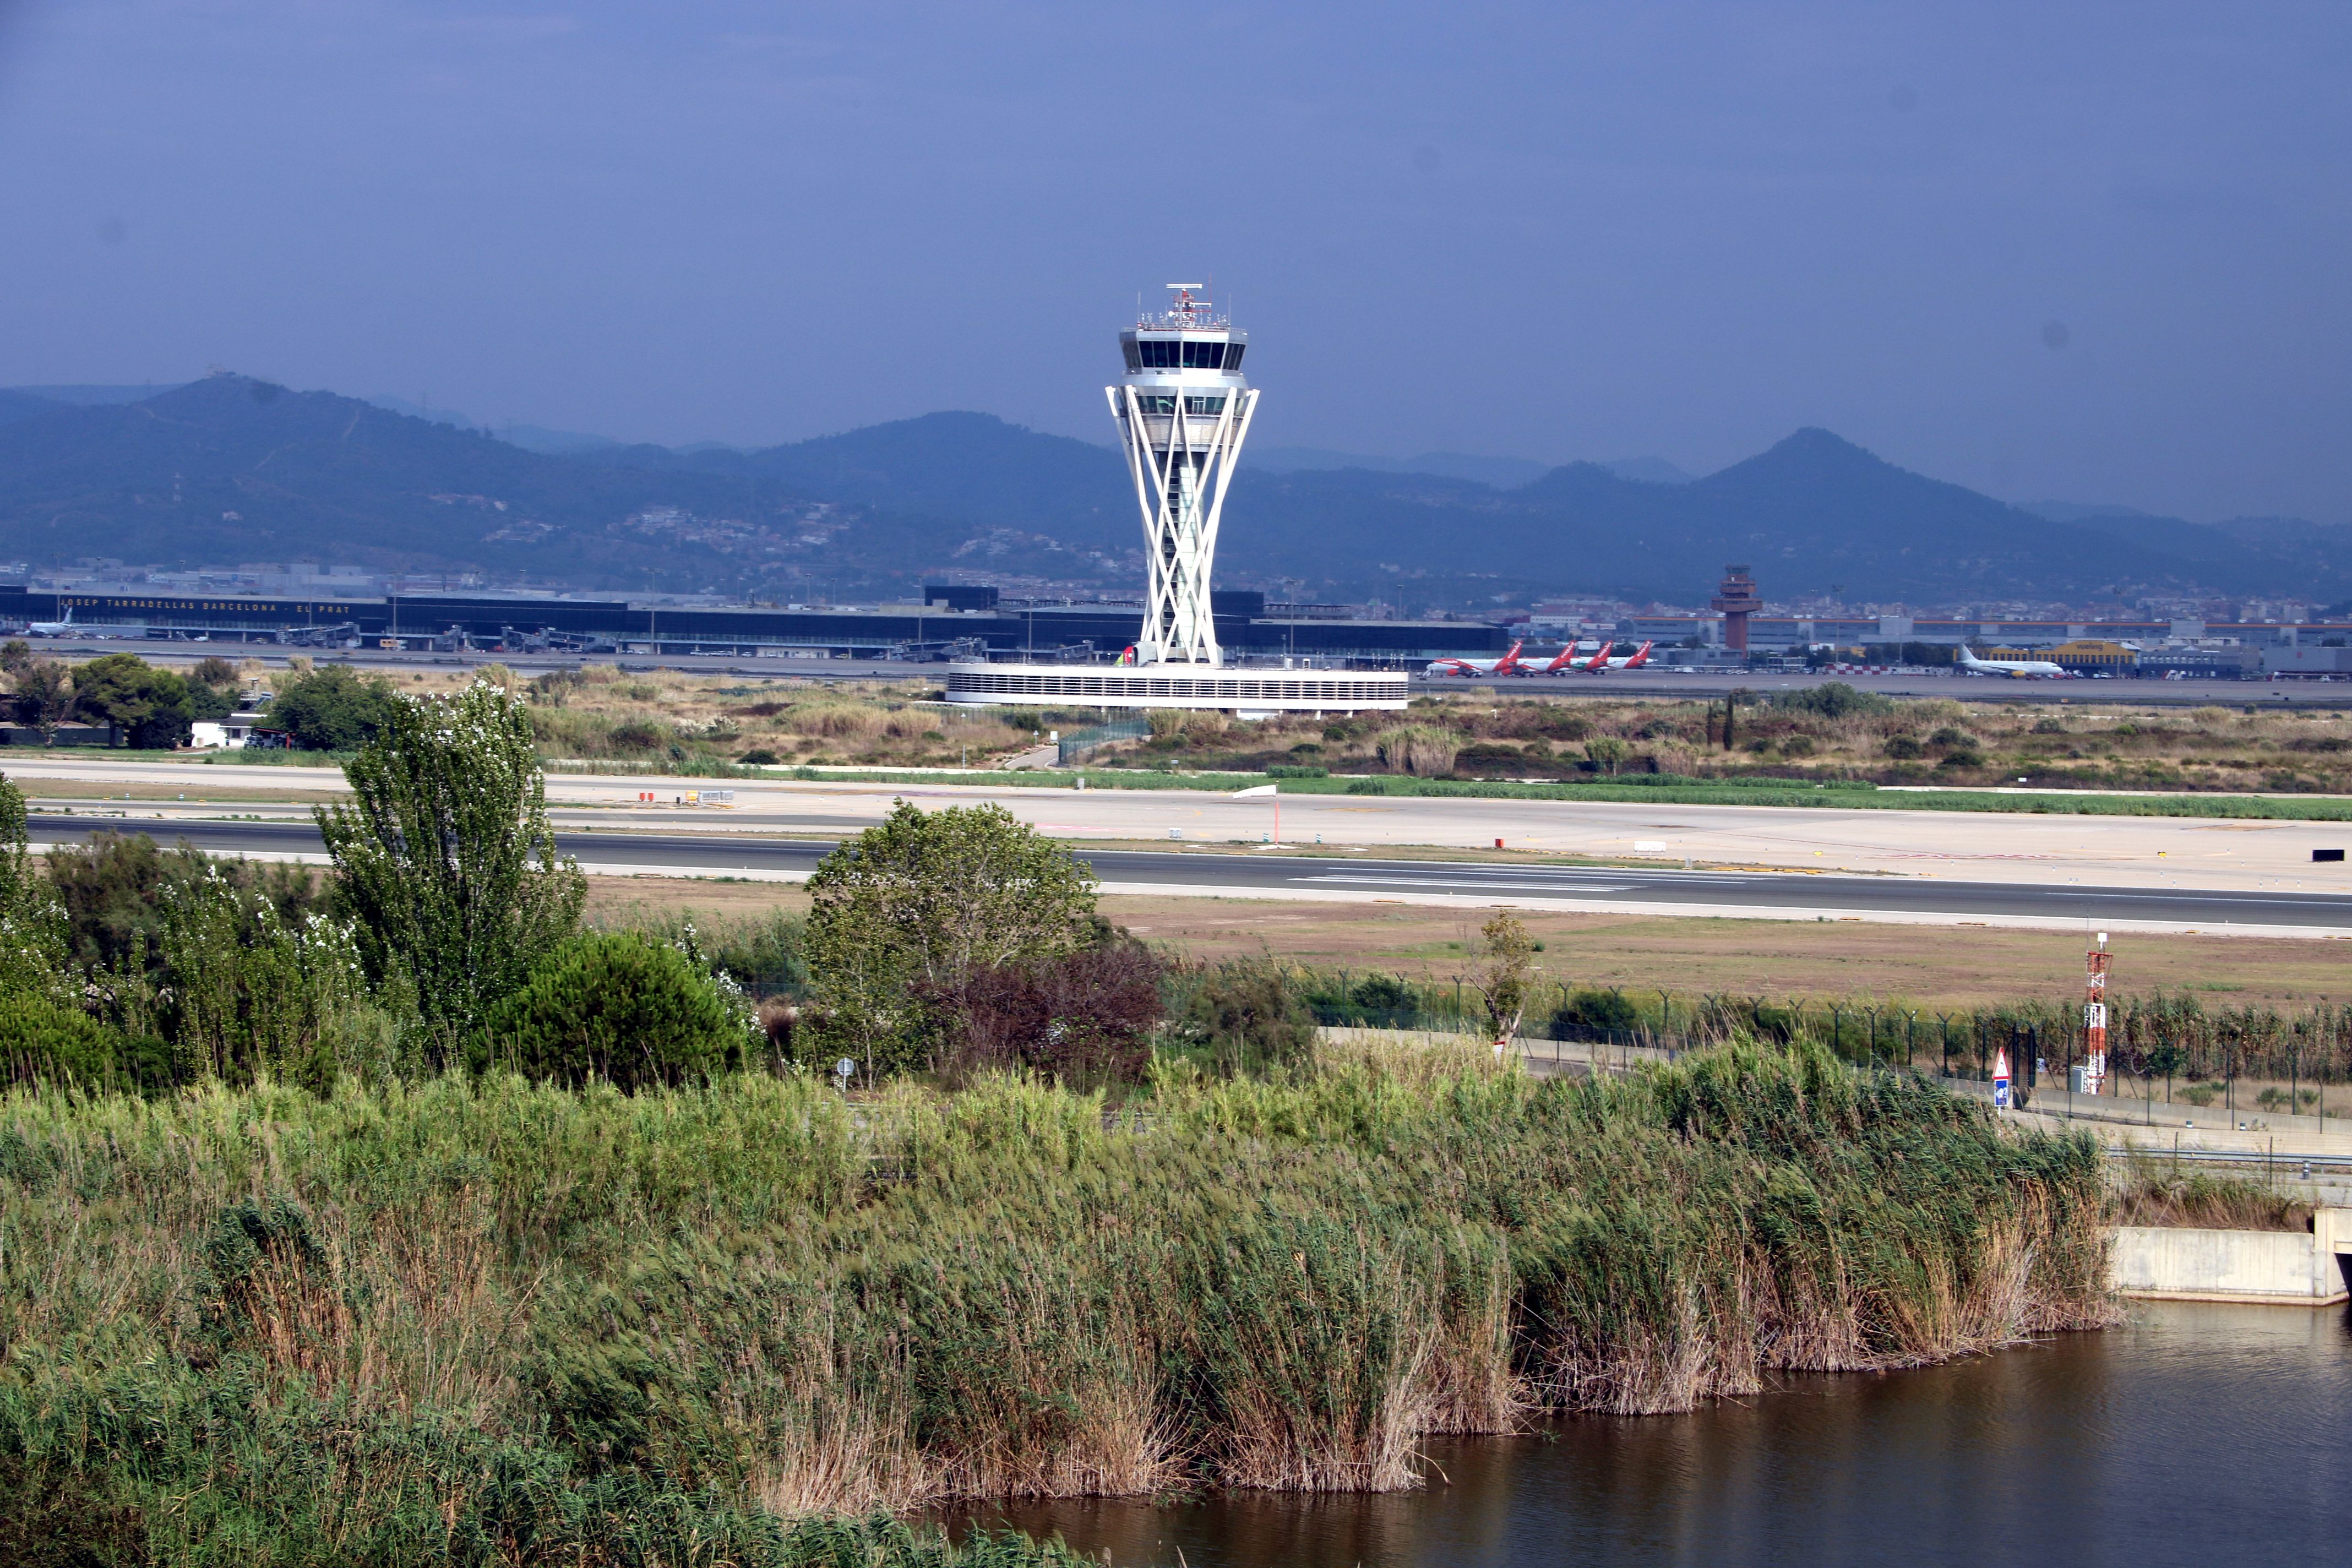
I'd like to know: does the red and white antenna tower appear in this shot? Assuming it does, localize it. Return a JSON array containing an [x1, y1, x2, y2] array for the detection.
[[2082, 932, 2111, 1096]]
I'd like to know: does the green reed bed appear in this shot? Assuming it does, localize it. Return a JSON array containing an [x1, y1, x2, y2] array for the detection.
[[0, 1039, 2108, 1564]]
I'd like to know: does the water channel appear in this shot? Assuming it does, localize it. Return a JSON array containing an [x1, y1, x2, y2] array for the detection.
[[954, 1302, 2350, 1567]]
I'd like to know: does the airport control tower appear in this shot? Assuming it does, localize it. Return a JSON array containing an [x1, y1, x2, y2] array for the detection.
[[1108, 285, 1259, 666]]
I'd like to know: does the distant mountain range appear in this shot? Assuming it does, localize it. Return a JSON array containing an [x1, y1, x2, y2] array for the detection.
[[0, 374, 2342, 607]]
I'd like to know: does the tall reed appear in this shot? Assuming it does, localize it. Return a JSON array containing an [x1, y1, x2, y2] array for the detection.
[[0, 1039, 2108, 1562]]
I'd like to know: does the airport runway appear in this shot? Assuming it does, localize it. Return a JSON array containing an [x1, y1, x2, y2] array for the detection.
[[14, 756, 2352, 894], [26, 812, 2352, 937]]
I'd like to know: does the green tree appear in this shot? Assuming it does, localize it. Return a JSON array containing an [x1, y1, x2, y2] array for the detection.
[[270, 664, 400, 750], [1475, 910, 1537, 1044], [804, 800, 1097, 1075], [71, 654, 196, 748], [1582, 736, 1630, 775], [7, 656, 74, 744], [317, 678, 584, 1059], [470, 931, 751, 1090], [0, 772, 71, 1001]]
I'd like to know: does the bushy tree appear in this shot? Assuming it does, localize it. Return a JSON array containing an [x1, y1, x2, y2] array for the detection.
[[271, 665, 400, 750], [72, 653, 198, 748], [0, 772, 71, 1001], [1172, 962, 1317, 1077], [471, 931, 750, 1090], [804, 801, 1097, 1075], [4, 647, 74, 744], [318, 678, 584, 1059], [922, 940, 1164, 1085], [47, 831, 323, 975]]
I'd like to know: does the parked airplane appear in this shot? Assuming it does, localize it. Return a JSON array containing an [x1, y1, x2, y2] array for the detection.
[[1533, 640, 1599, 674], [1549, 639, 1654, 674], [1425, 640, 1528, 678], [1958, 645, 2068, 678], [26, 605, 74, 636], [1595, 639, 1655, 672]]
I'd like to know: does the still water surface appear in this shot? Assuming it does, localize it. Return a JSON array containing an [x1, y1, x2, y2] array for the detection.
[[957, 1303, 2349, 1567]]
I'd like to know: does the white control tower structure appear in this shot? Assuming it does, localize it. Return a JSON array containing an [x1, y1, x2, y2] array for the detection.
[[1108, 285, 1258, 666]]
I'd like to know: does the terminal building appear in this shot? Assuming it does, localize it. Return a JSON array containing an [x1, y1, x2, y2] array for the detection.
[[0, 584, 1511, 666], [12, 581, 2348, 680]]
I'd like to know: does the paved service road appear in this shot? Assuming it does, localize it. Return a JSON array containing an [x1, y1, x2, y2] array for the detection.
[[29, 813, 2352, 934]]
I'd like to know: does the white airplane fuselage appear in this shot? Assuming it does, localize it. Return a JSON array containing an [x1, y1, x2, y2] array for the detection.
[[1959, 647, 2067, 678]]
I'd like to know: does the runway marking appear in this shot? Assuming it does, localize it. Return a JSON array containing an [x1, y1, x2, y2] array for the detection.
[[1293, 875, 1643, 894]]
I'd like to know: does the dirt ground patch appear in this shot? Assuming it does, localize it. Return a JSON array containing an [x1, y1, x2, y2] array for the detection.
[[582, 876, 2350, 1009]]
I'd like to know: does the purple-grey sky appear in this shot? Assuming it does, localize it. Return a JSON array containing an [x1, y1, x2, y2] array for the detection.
[[1, 2, 2346, 521]]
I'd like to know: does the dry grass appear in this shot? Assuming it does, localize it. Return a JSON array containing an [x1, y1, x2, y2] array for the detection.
[[2108, 1164, 2314, 1231], [1096, 896, 2352, 1009], [577, 877, 2352, 1017], [1086, 690, 2352, 793]]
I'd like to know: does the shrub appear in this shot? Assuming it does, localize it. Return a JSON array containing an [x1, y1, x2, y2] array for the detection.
[[1349, 972, 1416, 1011], [788, 700, 885, 738], [1883, 734, 1923, 759], [1766, 680, 1891, 719], [924, 942, 1166, 1085], [1172, 962, 1317, 1075], [0, 772, 70, 1000], [0, 992, 122, 1088], [471, 931, 749, 1090], [1266, 763, 1329, 778], [739, 748, 781, 765], [1778, 734, 1817, 758], [1375, 725, 1460, 776], [1926, 726, 1974, 749], [1549, 988, 1641, 1038]]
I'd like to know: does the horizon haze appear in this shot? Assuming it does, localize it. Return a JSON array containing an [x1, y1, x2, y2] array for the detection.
[[1, 3, 2348, 526]]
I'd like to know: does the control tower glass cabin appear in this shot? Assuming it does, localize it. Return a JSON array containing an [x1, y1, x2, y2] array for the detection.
[[1107, 285, 1258, 666]]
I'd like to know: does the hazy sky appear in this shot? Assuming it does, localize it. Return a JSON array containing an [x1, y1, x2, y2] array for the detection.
[[2, 2, 2347, 521]]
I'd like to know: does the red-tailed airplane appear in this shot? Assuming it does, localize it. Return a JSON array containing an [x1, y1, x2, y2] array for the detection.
[[1544, 639, 1653, 674], [1529, 640, 1594, 674], [1424, 640, 1528, 678], [1596, 639, 1655, 672]]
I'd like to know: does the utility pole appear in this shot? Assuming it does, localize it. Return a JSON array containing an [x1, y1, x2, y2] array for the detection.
[[2082, 933, 2111, 1096]]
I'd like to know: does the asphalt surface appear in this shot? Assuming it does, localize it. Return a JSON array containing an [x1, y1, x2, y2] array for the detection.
[[30, 812, 2352, 932]]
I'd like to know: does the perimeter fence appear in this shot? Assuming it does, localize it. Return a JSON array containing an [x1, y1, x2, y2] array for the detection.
[[1280, 967, 2352, 1104]]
